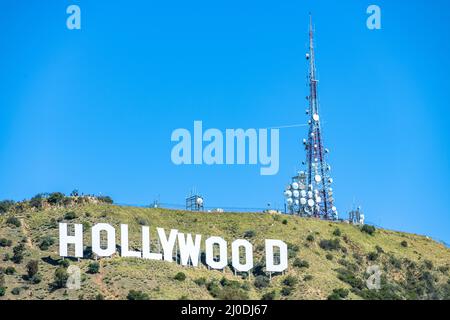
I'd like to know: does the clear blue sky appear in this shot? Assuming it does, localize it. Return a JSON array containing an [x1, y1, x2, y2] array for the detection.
[[1, 1, 449, 243]]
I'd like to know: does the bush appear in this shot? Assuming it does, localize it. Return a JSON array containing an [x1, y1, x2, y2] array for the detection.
[[12, 244, 25, 264], [194, 277, 207, 286], [336, 268, 364, 290], [64, 211, 77, 220], [333, 228, 341, 237], [293, 258, 309, 268], [319, 239, 341, 251], [361, 225, 376, 236], [261, 290, 277, 300], [283, 275, 298, 287], [11, 287, 20, 295], [30, 274, 42, 284], [0, 287, 5, 296], [217, 287, 249, 300], [287, 243, 300, 259], [5, 266, 16, 275], [39, 236, 55, 250], [423, 260, 434, 270], [304, 275, 313, 281], [30, 194, 45, 209], [127, 290, 149, 300], [98, 196, 114, 204], [326, 253, 333, 261], [88, 262, 100, 274], [54, 267, 69, 289], [174, 272, 186, 281], [282, 219, 288, 225], [254, 275, 270, 289], [243, 230, 256, 238], [0, 200, 15, 214], [59, 259, 70, 268], [47, 192, 65, 205], [401, 240, 408, 248], [281, 286, 293, 296], [367, 252, 379, 261], [6, 216, 21, 227], [306, 234, 315, 242], [328, 288, 349, 300], [26, 260, 39, 278], [375, 245, 384, 253], [0, 238, 12, 247], [95, 293, 104, 300]]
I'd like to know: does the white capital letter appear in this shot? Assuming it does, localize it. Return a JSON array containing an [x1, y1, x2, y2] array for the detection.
[[59, 223, 83, 258], [205, 236, 228, 270], [92, 223, 116, 257], [265, 239, 288, 272], [232, 239, 253, 272], [120, 224, 141, 258], [157, 228, 178, 262], [177, 233, 202, 266]]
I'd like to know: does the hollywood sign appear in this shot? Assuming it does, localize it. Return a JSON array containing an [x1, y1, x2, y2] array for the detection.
[[59, 223, 288, 272]]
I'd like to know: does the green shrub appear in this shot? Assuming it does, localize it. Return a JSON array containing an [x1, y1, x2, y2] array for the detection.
[[39, 236, 55, 250], [367, 252, 379, 261], [261, 290, 277, 300], [12, 244, 25, 264], [0, 200, 15, 214], [0, 287, 5, 296], [5, 266, 16, 275], [254, 275, 270, 289], [401, 240, 408, 248], [217, 287, 249, 300], [59, 259, 70, 268], [304, 275, 313, 281], [127, 290, 149, 300], [48, 192, 65, 205], [336, 268, 364, 290], [423, 260, 434, 270], [11, 287, 20, 295], [281, 286, 293, 296], [53, 267, 69, 289], [243, 230, 256, 238], [361, 225, 376, 235], [306, 234, 315, 242], [326, 253, 333, 261], [283, 275, 298, 287], [282, 219, 288, 225], [319, 239, 341, 251], [194, 277, 207, 286], [64, 211, 77, 220], [333, 228, 341, 237], [95, 293, 105, 300], [98, 196, 114, 204], [30, 274, 42, 284], [328, 288, 349, 300], [174, 272, 186, 281], [6, 216, 21, 227], [287, 243, 300, 259], [293, 258, 309, 268], [88, 262, 100, 274], [0, 238, 12, 247]]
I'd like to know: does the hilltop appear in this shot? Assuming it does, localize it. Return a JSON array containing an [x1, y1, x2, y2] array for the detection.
[[0, 195, 449, 300]]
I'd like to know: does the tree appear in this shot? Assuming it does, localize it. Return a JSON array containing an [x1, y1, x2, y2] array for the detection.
[[26, 260, 39, 279], [97, 196, 113, 204], [39, 236, 55, 250], [54, 267, 69, 289]]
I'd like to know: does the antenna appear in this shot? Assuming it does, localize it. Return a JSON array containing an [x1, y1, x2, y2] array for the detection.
[[284, 15, 338, 220]]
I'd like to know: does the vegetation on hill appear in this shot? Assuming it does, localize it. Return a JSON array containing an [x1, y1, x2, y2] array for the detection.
[[0, 192, 449, 300]]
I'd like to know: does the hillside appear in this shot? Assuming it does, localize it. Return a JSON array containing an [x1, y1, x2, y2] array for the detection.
[[1, 200, 450, 300]]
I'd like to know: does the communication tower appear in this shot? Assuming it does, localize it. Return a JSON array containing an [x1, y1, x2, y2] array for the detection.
[[284, 15, 338, 220]]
